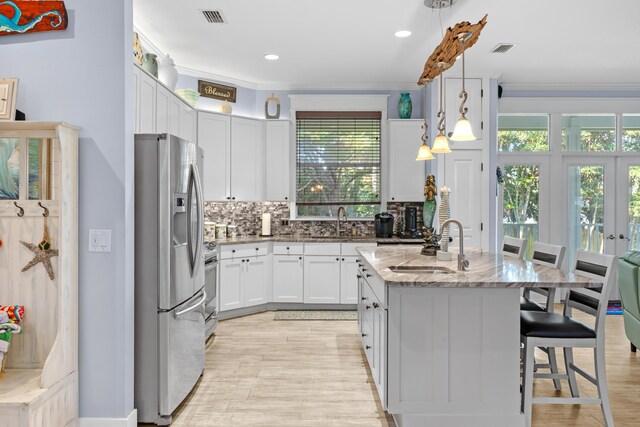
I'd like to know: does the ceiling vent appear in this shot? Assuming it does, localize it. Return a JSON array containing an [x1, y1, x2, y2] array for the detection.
[[491, 43, 516, 53], [201, 10, 226, 24]]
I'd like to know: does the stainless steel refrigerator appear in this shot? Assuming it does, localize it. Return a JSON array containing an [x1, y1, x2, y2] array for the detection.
[[134, 134, 206, 425]]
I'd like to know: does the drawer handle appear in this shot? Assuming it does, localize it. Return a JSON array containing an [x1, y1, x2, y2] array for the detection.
[[366, 274, 372, 278], [362, 268, 367, 271], [361, 297, 367, 301], [241, 259, 245, 263], [366, 345, 371, 350], [372, 302, 380, 309], [357, 274, 362, 279], [361, 333, 367, 337], [256, 247, 259, 251], [365, 305, 371, 310], [341, 258, 345, 261]]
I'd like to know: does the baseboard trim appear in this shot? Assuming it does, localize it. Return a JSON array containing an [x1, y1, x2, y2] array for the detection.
[[79, 409, 137, 427], [218, 303, 357, 320]]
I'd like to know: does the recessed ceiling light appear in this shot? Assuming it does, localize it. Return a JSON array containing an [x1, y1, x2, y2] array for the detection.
[[395, 30, 412, 38], [264, 54, 279, 60]]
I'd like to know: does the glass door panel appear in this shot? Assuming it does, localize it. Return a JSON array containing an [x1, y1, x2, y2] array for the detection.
[[501, 164, 540, 259], [616, 158, 640, 254], [564, 157, 615, 269]]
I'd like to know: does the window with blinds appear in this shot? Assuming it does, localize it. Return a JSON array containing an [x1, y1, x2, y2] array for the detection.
[[296, 111, 381, 218]]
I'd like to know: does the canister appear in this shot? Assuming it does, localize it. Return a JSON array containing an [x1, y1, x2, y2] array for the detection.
[[215, 224, 227, 239], [227, 225, 238, 238]]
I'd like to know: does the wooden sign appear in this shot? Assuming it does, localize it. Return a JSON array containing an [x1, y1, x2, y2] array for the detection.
[[0, 1, 68, 36], [198, 80, 236, 103]]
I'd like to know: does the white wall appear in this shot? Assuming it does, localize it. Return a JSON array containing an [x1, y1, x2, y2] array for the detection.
[[0, 0, 135, 420]]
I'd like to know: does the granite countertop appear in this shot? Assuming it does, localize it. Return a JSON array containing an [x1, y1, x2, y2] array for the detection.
[[211, 235, 425, 246], [356, 245, 599, 289]]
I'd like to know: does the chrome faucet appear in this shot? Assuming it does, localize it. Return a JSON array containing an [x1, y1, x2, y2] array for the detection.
[[336, 206, 347, 237], [439, 219, 469, 271]]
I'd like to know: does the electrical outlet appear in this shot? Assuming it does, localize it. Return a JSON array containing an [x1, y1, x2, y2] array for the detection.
[[89, 229, 112, 252], [281, 219, 290, 226]]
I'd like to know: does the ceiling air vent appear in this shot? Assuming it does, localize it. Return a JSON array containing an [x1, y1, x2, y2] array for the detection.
[[201, 10, 226, 24], [491, 43, 516, 54]]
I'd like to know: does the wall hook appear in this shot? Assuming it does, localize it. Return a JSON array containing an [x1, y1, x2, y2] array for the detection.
[[14, 201, 24, 217], [38, 202, 49, 217]]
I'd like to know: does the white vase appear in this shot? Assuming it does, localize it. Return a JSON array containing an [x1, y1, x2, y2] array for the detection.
[[158, 54, 178, 90]]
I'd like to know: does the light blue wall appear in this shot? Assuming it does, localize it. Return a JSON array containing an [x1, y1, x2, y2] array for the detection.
[[1, 0, 135, 420]]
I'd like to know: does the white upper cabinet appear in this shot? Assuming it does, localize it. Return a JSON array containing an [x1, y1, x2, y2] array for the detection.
[[444, 77, 483, 143], [156, 84, 182, 138], [179, 103, 197, 144], [137, 68, 156, 134], [230, 117, 265, 201], [388, 120, 426, 202], [265, 120, 291, 201], [198, 111, 231, 201]]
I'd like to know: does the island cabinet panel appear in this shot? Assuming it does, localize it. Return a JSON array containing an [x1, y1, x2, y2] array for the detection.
[[386, 287, 525, 427]]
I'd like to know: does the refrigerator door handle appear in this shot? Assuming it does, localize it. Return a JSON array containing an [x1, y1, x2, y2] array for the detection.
[[186, 164, 203, 276], [175, 290, 207, 318], [193, 163, 204, 273]]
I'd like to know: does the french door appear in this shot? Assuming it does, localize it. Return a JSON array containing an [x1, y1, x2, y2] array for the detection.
[[616, 157, 640, 254]]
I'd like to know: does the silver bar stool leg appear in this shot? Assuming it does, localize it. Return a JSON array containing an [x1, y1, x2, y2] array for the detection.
[[547, 346, 562, 391], [563, 347, 580, 398], [594, 344, 614, 426]]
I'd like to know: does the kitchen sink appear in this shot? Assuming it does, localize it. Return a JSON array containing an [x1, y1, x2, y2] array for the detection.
[[388, 265, 456, 274]]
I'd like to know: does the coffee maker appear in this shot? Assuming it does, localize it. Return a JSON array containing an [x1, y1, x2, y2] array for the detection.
[[399, 207, 423, 239], [374, 212, 394, 238]]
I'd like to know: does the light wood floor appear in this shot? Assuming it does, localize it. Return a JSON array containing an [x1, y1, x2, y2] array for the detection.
[[162, 309, 639, 427]]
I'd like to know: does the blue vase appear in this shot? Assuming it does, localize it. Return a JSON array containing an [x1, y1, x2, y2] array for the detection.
[[398, 93, 412, 119]]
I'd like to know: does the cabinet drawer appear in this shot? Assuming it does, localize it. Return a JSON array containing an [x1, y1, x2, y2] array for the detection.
[[220, 243, 270, 259], [304, 243, 341, 256], [273, 243, 304, 255], [342, 242, 376, 256], [367, 274, 386, 308]]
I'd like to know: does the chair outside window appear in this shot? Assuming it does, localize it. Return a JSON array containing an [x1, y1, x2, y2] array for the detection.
[[520, 250, 616, 427], [502, 236, 527, 259]]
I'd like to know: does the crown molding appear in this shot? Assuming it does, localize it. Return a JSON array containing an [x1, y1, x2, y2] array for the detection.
[[500, 83, 640, 92], [175, 65, 259, 90]]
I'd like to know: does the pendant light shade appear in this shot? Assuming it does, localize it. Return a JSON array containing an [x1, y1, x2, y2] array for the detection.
[[416, 122, 434, 160], [416, 142, 435, 160], [431, 132, 452, 153], [450, 117, 476, 141]]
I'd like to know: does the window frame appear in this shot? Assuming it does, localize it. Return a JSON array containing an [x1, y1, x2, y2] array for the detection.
[[288, 95, 389, 220]]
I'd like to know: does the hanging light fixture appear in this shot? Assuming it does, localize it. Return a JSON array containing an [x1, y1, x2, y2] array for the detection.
[[431, 62, 452, 153], [450, 32, 476, 141], [416, 122, 435, 160]]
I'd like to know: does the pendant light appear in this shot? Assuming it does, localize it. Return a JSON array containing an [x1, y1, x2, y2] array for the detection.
[[450, 32, 476, 141], [431, 62, 452, 153], [416, 122, 435, 160]]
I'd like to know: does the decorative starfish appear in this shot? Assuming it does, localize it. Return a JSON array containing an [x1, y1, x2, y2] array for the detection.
[[19, 216, 58, 280], [20, 241, 58, 280]]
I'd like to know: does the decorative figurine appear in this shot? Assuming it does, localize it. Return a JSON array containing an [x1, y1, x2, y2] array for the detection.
[[421, 175, 441, 256]]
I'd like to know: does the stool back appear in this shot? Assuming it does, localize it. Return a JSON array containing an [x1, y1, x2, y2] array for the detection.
[[525, 242, 566, 312], [502, 236, 527, 259]]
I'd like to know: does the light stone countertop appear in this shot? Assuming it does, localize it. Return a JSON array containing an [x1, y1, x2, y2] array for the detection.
[[211, 235, 424, 246], [356, 245, 600, 289]]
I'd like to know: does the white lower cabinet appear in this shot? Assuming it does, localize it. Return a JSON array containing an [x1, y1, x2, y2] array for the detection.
[[273, 255, 304, 302], [304, 256, 341, 304], [219, 255, 270, 311], [340, 256, 359, 304]]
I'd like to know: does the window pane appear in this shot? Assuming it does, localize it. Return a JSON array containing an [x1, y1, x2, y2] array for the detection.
[[622, 114, 640, 152], [562, 115, 615, 151], [502, 165, 539, 259], [498, 115, 549, 152], [0, 138, 20, 199], [568, 165, 605, 258], [296, 114, 381, 218]]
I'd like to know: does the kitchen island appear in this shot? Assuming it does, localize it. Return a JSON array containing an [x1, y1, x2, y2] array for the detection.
[[355, 245, 598, 427]]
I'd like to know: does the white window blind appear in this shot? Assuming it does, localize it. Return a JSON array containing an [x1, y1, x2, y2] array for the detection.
[[296, 111, 381, 218]]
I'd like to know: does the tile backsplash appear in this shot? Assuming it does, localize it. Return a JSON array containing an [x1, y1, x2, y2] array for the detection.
[[203, 201, 427, 240]]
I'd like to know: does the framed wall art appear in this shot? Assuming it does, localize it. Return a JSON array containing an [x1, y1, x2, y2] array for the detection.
[[0, 78, 19, 121]]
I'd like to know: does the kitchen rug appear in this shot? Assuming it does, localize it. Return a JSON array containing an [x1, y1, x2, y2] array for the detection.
[[273, 310, 357, 321], [606, 302, 623, 315]]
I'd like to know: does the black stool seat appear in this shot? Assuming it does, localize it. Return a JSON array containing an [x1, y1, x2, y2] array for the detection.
[[520, 296, 545, 312], [521, 311, 596, 339]]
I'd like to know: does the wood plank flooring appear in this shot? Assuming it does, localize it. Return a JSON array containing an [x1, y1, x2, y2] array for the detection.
[[160, 309, 639, 427]]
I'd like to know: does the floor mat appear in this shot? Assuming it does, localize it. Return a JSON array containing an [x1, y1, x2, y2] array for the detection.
[[607, 302, 623, 315], [273, 310, 357, 320]]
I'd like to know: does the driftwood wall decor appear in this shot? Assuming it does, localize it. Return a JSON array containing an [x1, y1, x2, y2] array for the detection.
[[417, 14, 488, 85], [0, 1, 68, 37]]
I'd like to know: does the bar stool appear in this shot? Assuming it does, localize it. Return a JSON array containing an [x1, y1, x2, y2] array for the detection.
[[520, 250, 616, 427], [520, 242, 566, 391], [502, 236, 527, 259]]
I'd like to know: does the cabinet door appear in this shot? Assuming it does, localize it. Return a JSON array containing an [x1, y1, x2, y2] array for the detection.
[[168, 95, 181, 137], [180, 104, 196, 143], [372, 297, 387, 407], [265, 121, 291, 201], [198, 112, 231, 201], [139, 71, 157, 133], [244, 257, 268, 307], [445, 77, 483, 142], [219, 259, 243, 311], [231, 117, 265, 201], [304, 256, 341, 304], [273, 255, 304, 302], [340, 256, 359, 304], [388, 120, 426, 201], [156, 85, 170, 134]]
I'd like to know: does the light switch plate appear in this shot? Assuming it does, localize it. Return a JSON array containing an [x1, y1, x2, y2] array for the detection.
[[89, 229, 112, 252]]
